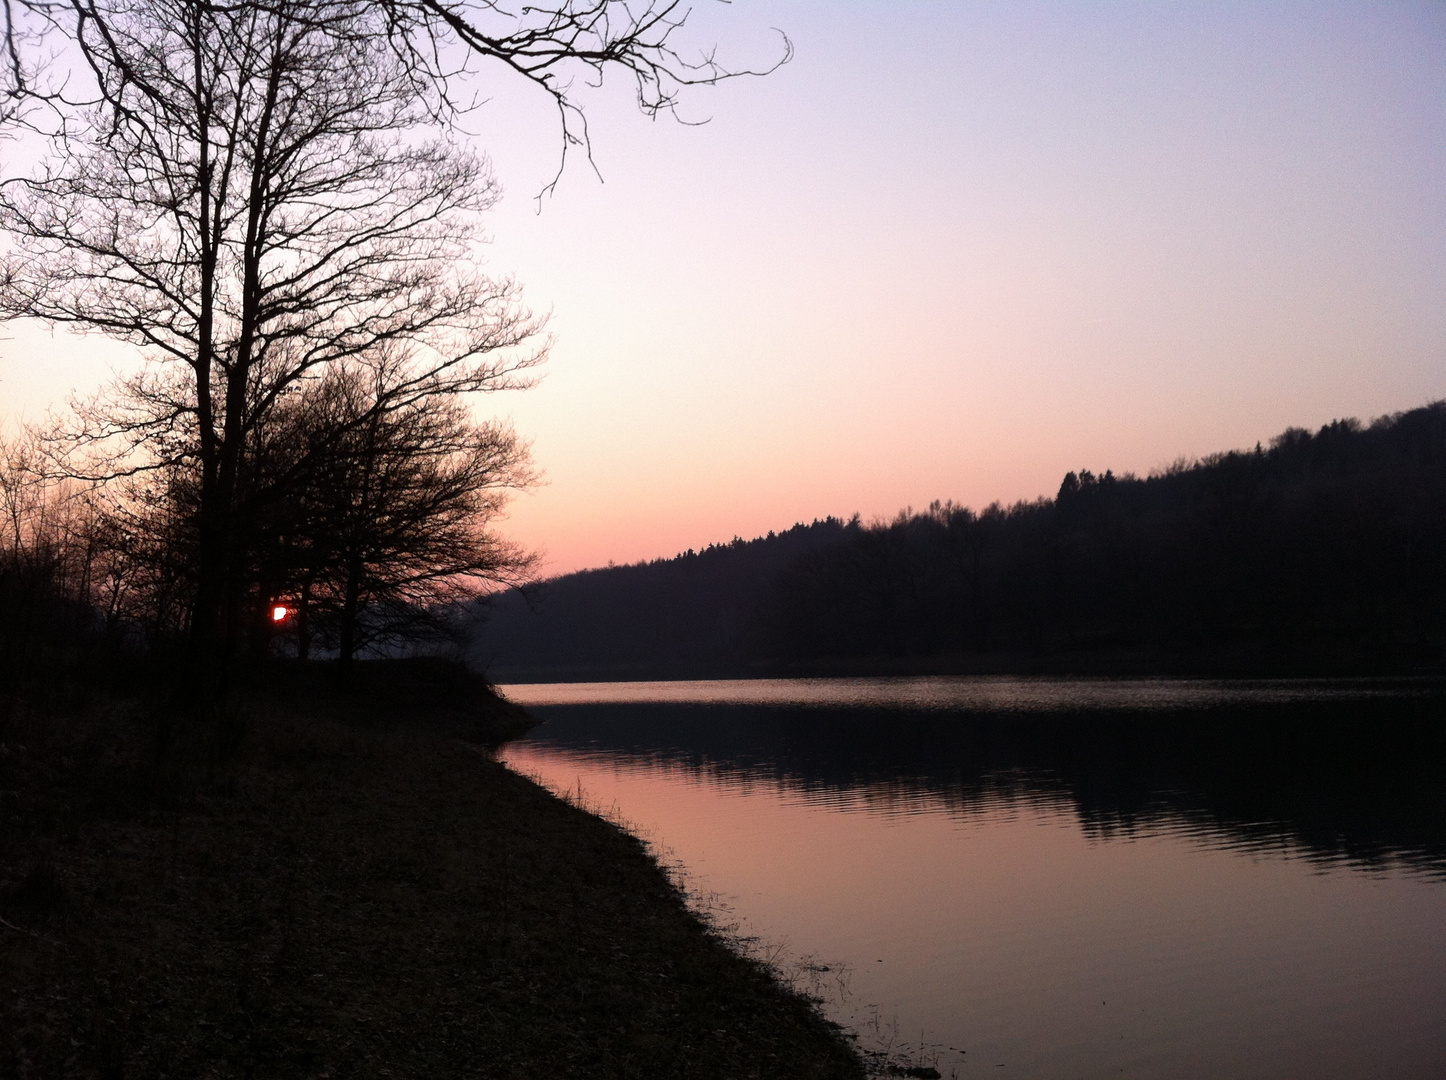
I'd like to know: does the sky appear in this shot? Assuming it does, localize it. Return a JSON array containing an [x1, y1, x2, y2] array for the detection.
[[2, 1, 1444, 575]]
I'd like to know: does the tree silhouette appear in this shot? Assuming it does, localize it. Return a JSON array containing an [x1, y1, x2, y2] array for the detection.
[[1, 1, 542, 689], [472, 405, 1446, 679], [1, 0, 785, 693], [246, 353, 536, 663]]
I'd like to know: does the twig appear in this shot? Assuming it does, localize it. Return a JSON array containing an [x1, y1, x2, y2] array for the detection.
[[0, 912, 38, 937]]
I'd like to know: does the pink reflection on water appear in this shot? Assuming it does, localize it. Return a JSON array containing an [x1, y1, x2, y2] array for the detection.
[[499, 676, 1412, 712], [500, 741, 1446, 1079]]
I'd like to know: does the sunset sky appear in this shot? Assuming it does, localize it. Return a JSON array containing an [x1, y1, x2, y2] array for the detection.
[[2, 1, 1443, 575]]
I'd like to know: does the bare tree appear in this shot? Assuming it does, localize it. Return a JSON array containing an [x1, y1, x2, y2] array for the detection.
[[379, 0, 791, 195], [3, 1, 789, 190], [248, 353, 536, 663], [0, 0, 36, 127], [0, 430, 117, 698], [0, 0, 785, 692], [1, 0, 542, 689]]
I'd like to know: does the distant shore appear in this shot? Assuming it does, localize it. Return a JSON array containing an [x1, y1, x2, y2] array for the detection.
[[1, 661, 863, 1078], [484, 645, 1446, 686]]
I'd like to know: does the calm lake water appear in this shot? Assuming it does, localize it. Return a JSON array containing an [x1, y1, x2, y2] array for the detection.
[[496, 677, 1446, 1079]]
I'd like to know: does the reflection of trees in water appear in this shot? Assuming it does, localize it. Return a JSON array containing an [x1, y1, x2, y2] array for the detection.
[[516, 695, 1446, 878]]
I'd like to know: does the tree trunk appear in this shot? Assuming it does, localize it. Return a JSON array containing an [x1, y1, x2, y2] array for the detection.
[[338, 560, 362, 667], [185, 504, 227, 700], [297, 579, 311, 662]]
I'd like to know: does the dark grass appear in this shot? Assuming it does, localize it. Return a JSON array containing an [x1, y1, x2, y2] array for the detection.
[[0, 671, 864, 1079]]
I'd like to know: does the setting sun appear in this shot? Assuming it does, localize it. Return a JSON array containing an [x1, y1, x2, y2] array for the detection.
[[271, 605, 287, 623]]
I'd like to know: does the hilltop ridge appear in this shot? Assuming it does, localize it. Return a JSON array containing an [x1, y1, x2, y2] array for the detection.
[[470, 402, 1446, 681]]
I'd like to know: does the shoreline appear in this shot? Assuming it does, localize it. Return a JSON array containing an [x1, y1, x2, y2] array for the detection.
[[1, 666, 865, 1078], [479, 642, 1446, 686]]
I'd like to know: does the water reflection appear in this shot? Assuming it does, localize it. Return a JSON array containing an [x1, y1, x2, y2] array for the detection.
[[501, 674, 1435, 711], [497, 679, 1446, 1079], [503, 681, 1446, 878]]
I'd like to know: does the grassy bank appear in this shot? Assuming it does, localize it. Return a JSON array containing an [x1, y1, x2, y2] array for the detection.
[[1, 665, 864, 1079]]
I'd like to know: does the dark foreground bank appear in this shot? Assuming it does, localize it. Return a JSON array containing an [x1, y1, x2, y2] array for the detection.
[[0, 667, 863, 1079]]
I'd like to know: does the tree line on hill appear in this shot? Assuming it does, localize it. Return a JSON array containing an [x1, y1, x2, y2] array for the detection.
[[468, 518, 853, 679], [471, 402, 1446, 679]]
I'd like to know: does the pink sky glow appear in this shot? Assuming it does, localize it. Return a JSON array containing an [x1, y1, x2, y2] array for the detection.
[[3, 2, 1444, 575]]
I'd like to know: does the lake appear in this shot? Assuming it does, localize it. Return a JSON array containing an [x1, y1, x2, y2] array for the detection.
[[496, 676, 1446, 1079]]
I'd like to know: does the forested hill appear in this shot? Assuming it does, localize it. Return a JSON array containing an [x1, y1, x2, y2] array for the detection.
[[468, 402, 1446, 681], [467, 519, 854, 680]]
